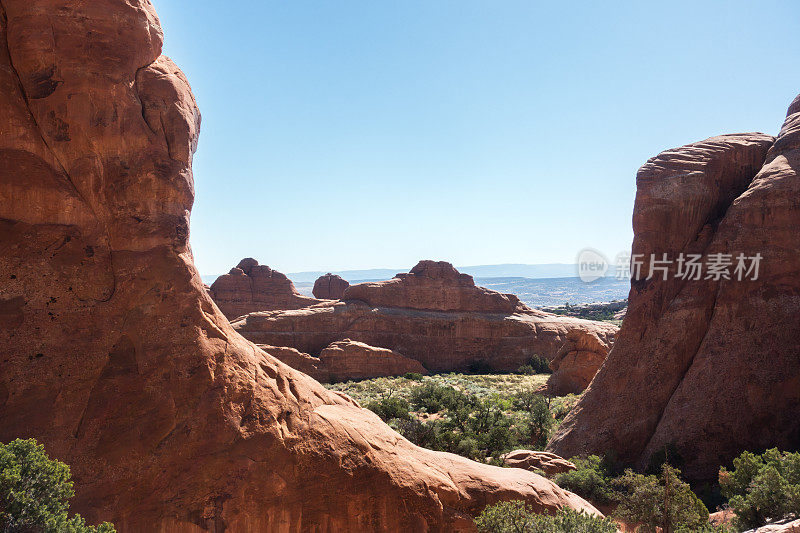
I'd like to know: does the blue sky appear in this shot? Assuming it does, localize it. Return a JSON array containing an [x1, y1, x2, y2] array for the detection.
[[153, 0, 800, 275]]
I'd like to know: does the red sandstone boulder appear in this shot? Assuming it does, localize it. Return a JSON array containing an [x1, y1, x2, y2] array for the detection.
[[502, 450, 577, 478], [208, 258, 322, 319], [319, 339, 427, 382], [258, 339, 427, 383], [0, 1, 601, 529], [313, 273, 350, 300], [544, 330, 613, 395], [549, 123, 800, 481]]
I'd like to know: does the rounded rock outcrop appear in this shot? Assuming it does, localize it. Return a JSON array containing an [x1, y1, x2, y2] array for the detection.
[[208, 258, 323, 319], [312, 273, 350, 300]]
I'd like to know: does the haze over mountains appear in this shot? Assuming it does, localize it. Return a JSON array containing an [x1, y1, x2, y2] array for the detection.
[[288, 263, 581, 282], [203, 263, 582, 285]]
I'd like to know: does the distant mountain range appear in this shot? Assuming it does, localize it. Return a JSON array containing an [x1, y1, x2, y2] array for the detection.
[[202, 264, 583, 286], [202, 264, 580, 286]]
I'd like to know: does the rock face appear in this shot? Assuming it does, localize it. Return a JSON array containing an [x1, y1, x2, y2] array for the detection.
[[549, 122, 800, 480], [312, 273, 349, 300], [0, 1, 602, 530], [502, 451, 576, 478], [258, 339, 427, 383], [544, 330, 612, 396], [344, 260, 524, 313], [233, 262, 618, 374], [208, 258, 322, 319]]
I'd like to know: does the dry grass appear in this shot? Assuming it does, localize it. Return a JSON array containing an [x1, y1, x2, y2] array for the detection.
[[326, 372, 550, 406]]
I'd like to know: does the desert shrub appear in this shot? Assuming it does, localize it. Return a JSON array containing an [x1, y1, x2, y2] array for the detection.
[[511, 388, 545, 412], [392, 418, 440, 449], [554, 455, 616, 506], [517, 355, 551, 375], [550, 394, 580, 422], [365, 396, 411, 421], [409, 382, 471, 413], [675, 525, 734, 533], [719, 448, 800, 529], [403, 372, 424, 381], [612, 464, 709, 533], [449, 395, 514, 460], [468, 360, 494, 374], [511, 393, 552, 450], [528, 355, 552, 374], [0, 438, 115, 532], [474, 500, 617, 533], [517, 364, 535, 375], [645, 442, 684, 475]]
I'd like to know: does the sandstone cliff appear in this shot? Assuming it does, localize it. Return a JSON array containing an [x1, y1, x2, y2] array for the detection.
[[233, 261, 618, 374], [209, 258, 322, 319], [549, 123, 800, 480], [0, 0, 600, 529]]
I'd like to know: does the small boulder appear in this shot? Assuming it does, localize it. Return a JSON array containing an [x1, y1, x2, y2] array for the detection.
[[320, 339, 428, 382], [502, 450, 576, 477], [313, 273, 350, 300]]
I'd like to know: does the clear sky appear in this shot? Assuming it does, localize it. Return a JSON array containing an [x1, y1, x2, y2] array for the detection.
[[152, 0, 800, 275]]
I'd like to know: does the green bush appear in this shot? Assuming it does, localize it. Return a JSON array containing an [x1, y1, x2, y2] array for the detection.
[[0, 438, 115, 532], [408, 382, 472, 413], [528, 355, 552, 374], [612, 464, 709, 533], [719, 448, 800, 529], [364, 396, 411, 421], [554, 455, 616, 506], [510, 392, 552, 450], [517, 364, 535, 375], [517, 355, 552, 375], [550, 394, 580, 422], [403, 372, 424, 381], [392, 418, 440, 449], [474, 500, 617, 533], [468, 360, 494, 374]]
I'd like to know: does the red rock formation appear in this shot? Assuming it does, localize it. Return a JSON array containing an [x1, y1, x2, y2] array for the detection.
[[258, 339, 427, 383], [344, 260, 524, 313], [0, 0, 601, 529], [544, 330, 612, 396], [312, 272, 350, 300], [233, 264, 618, 373], [549, 124, 800, 480], [502, 451, 576, 478], [208, 258, 322, 319], [319, 339, 427, 382]]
